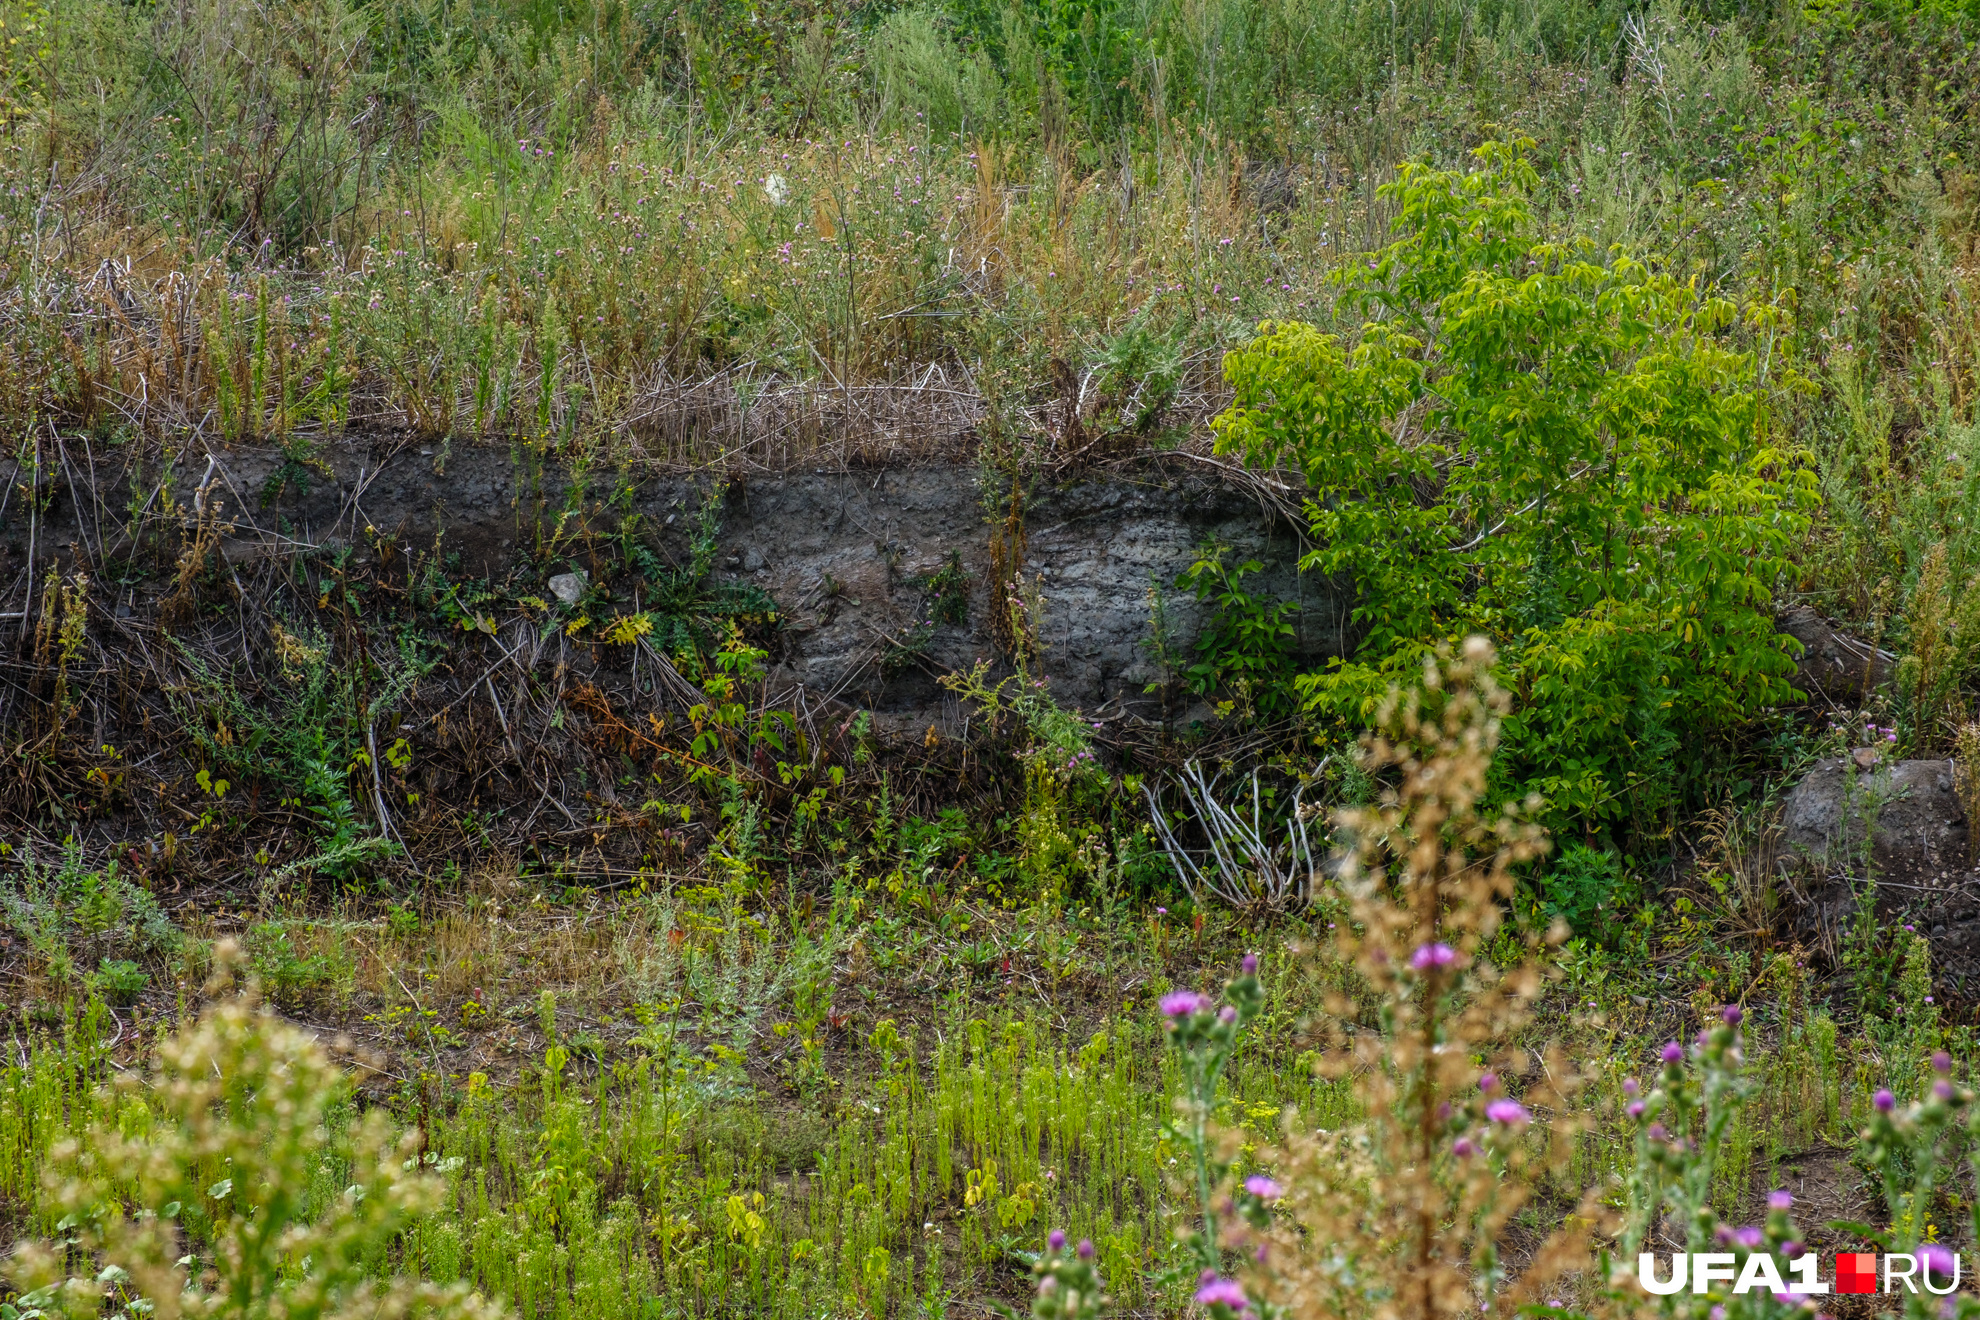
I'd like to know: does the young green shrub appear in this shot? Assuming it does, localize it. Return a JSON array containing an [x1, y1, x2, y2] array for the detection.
[[1211, 139, 1818, 836], [6, 951, 498, 1320]]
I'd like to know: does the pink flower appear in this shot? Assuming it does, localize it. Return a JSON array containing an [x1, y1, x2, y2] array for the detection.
[[1661, 1041, 1684, 1063], [1161, 991, 1209, 1018], [1874, 1089, 1895, 1112], [1412, 942, 1457, 970], [1244, 1175, 1283, 1200], [1196, 1277, 1250, 1309], [1486, 1099, 1529, 1124], [1768, 1190, 1792, 1211]]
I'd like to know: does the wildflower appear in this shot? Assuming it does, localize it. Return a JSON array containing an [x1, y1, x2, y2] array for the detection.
[[1077, 1239, 1094, 1260], [1048, 1229, 1066, 1252], [1155, 907, 1168, 916], [1648, 1123, 1669, 1141], [1924, 1244, 1957, 1280], [1873, 1089, 1895, 1112], [1161, 991, 1209, 1018], [1722, 1004, 1742, 1025], [1242, 953, 1258, 974], [1734, 1226, 1764, 1248], [1245, 1175, 1283, 1200], [1710, 1308, 1726, 1320], [1452, 1137, 1476, 1157], [1925, 995, 1934, 1004], [1411, 942, 1457, 970], [1196, 1277, 1249, 1309], [1935, 1080, 1954, 1100], [1906, 924, 1916, 933], [1783, 1241, 1804, 1258], [1623, 1077, 1639, 1096], [1485, 1099, 1529, 1124], [1478, 1072, 1498, 1091], [1219, 1006, 1237, 1024], [1769, 1190, 1793, 1211], [1934, 1051, 1953, 1073], [1626, 1101, 1645, 1118], [1661, 1041, 1684, 1063]]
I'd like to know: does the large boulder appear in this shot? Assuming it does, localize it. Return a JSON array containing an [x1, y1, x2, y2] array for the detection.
[[1777, 756, 1980, 998]]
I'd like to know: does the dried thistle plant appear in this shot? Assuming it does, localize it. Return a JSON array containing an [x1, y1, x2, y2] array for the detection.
[[1955, 722, 1980, 864], [1238, 638, 1606, 1320]]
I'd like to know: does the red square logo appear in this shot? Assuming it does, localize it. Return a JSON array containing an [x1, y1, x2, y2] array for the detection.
[[1836, 1252, 1877, 1295]]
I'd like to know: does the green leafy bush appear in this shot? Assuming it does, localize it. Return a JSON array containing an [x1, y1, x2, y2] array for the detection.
[[1212, 141, 1818, 835], [94, 958, 147, 1006], [1175, 544, 1299, 719], [1528, 843, 1640, 945]]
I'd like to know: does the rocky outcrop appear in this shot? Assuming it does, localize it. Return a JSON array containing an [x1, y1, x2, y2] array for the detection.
[[0, 438, 1345, 733], [1777, 755, 1980, 998]]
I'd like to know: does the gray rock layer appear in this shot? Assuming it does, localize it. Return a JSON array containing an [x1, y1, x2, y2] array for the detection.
[[0, 441, 1345, 730]]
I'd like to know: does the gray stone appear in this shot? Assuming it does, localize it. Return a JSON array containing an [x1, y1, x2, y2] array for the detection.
[[1777, 756, 1980, 997], [1778, 605, 1894, 703], [549, 571, 588, 604]]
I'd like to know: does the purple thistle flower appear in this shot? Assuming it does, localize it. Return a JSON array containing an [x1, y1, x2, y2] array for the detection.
[[1661, 1041, 1684, 1063], [1923, 1244, 1956, 1279], [1734, 1226, 1764, 1248], [1196, 1278, 1250, 1309], [1873, 1089, 1895, 1112], [1935, 1080, 1954, 1100], [1783, 1241, 1804, 1258], [1722, 1004, 1742, 1025], [1478, 1072, 1498, 1092], [1411, 942, 1457, 970], [1647, 1124, 1668, 1141], [1622, 1078, 1639, 1097], [1626, 1101, 1645, 1118], [1242, 953, 1258, 975], [1452, 1137, 1476, 1156], [1245, 1175, 1283, 1200], [1486, 1099, 1529, 1124], [1048, 1229, 1066, 1252], [1077, 1239, 1094, 1260], [1768, 1190, 1793, 1211], [1219, 1006, 1238, 1024], [1161, 991, 1208, 1018], [1933, 1051, 1953, 1074]]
